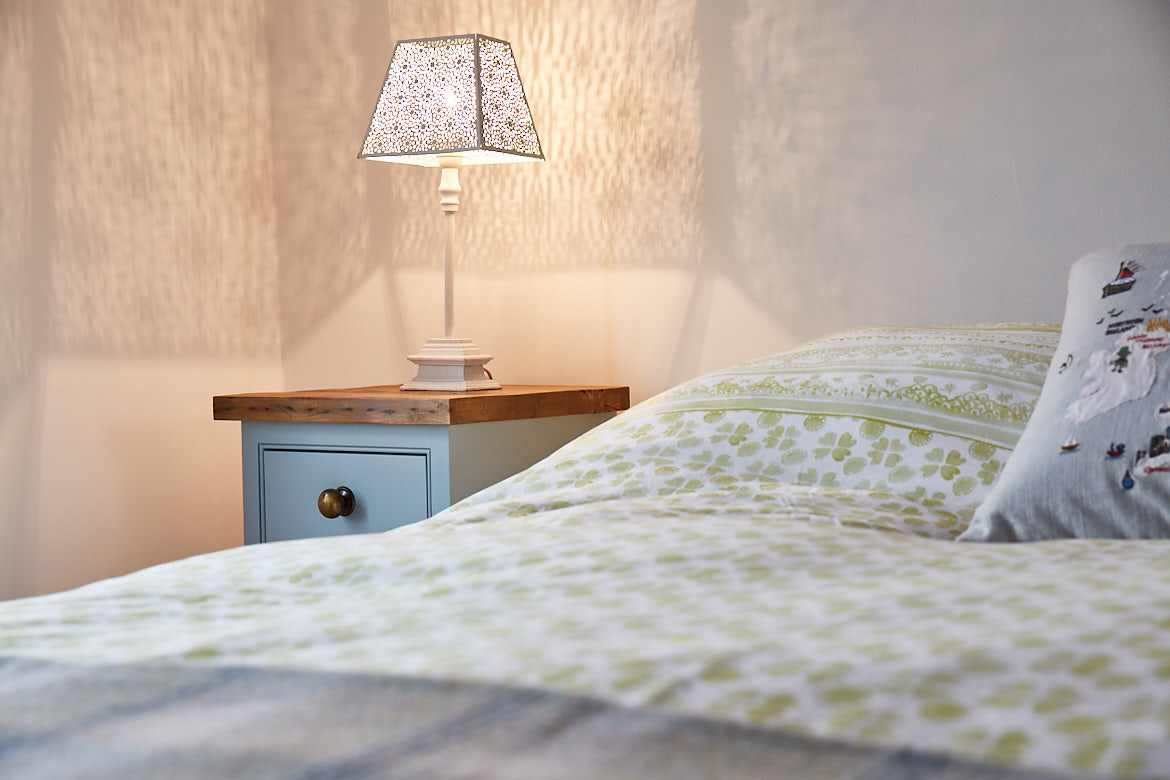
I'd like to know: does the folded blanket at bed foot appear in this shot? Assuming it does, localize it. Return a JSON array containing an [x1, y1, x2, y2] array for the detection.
[[0, 657, 1087, 780]]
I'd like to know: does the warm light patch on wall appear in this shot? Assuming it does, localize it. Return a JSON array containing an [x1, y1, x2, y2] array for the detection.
[[50, 0, 280, 357]]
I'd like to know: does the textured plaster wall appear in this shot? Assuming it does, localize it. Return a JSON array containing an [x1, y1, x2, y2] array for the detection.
[[1, 0, 1168, 598], [0, 2, 37, 599], [0, 1, 284, 598]]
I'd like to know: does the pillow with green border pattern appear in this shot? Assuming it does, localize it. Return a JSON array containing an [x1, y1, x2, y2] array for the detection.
[[634, 323, 1058, 501], [453, 322, 1059, 540], [962, 244, 1170, 541]]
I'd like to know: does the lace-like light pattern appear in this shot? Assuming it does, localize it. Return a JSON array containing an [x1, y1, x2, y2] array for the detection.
[[479, 38, 541, 157], [360, 34, 542, 166]]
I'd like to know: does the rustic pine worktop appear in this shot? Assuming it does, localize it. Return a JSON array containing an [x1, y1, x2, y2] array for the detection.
[[213, 385, 631, 426]]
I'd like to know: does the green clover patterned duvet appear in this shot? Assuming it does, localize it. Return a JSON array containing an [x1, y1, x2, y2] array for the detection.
[[3, 323, 1170, 778]]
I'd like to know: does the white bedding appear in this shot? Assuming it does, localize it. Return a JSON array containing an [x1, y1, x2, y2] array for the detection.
[[4, 323, 1169, 777]]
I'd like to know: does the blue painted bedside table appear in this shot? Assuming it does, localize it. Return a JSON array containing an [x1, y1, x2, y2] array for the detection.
[[213, 385, 629, 544]]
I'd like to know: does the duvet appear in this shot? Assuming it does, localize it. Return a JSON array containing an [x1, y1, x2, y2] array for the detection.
[[3, 323, 1169, 778]]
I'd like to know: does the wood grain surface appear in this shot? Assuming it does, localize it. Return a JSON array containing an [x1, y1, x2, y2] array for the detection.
[[213, 385, 631, 426]]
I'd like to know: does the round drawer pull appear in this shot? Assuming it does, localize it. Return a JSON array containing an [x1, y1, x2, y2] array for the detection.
[[317, 486, 356, 519]]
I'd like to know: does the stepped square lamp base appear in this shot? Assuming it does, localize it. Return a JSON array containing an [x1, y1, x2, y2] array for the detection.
[[401, 338, 502, 392]]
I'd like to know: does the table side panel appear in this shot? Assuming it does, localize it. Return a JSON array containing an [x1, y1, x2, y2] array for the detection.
[[447, 413, 615, 504]]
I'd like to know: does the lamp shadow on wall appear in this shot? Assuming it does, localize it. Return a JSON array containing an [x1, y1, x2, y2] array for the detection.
[[698, 0, 1009, 352], [710, 0, 1170, 344], [265, 0, 392, 355]]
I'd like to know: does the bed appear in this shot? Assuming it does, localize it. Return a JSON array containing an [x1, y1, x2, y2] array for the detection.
[[2, 317, 1169, 779]]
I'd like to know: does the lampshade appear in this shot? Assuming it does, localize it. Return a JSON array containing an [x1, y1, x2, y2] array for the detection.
[[359, 33, 543, 167]]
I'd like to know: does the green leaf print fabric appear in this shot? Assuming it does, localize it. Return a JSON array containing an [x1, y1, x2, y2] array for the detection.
[[5, 323, 1170, 777], [455, 322, 1061, 539]]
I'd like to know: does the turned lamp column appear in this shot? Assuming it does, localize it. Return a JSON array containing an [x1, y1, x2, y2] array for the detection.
[[400, 153, 501, 391], [439, 154, 459, 340], [358, 33, 543, 392]]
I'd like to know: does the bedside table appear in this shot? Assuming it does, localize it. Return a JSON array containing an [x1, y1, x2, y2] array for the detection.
[[214, 385, 629, 544]]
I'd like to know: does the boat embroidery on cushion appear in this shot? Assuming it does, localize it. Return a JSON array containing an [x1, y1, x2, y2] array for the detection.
[[1102, 261, 1138, 298]]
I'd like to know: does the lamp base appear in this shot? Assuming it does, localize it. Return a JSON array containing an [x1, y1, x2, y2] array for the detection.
[[401, 338, 502, 392]]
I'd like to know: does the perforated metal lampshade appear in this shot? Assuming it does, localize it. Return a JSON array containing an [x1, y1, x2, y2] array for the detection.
[[359, 33, 543, 166]]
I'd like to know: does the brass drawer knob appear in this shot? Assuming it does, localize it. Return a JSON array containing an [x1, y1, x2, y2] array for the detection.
[[317, 486, 356, 518]]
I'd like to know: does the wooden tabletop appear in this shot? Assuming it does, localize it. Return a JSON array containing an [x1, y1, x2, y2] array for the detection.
[[213, 384, 631, 426]]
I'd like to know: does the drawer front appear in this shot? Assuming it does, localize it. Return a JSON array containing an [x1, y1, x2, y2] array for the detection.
[[261, 448, 429, 542]]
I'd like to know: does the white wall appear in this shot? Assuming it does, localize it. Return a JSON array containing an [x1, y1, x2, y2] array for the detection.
[[2, 0, 1168, 598], [285, 0, 1170, 399], [30, 357, 282, 595]]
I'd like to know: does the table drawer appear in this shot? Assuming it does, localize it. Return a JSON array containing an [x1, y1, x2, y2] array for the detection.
[[260, 447, 429, 542]]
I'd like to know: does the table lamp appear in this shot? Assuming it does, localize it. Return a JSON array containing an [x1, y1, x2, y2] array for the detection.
[[359, 33, 544, 391]]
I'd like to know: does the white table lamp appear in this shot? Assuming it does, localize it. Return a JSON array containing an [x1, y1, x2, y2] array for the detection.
[[359, 33, 544, 391]]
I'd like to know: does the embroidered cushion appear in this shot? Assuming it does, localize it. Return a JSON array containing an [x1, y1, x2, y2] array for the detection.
[[961, 244, 1170, 541]]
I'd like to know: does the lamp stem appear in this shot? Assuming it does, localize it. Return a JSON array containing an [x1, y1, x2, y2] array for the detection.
[[443, 212, 455, 339], [437, 153, 463, 340]]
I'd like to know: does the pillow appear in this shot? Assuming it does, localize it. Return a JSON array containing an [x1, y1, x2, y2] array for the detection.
[[457, 323, 1059, 540], [961, 244, 1170, 541], [635, 323, 1057, 500]]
